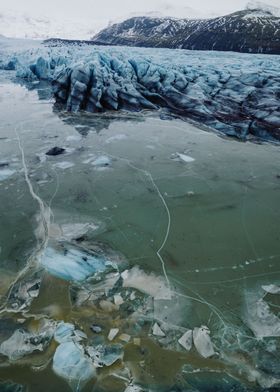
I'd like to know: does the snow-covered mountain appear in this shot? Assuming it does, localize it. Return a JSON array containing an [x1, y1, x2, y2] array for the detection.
[[0, 11, 105, 40], [92, 4, 280, 54], [246, 1, 280, 17]]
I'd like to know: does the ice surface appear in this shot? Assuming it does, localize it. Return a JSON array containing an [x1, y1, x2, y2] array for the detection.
[[2, 40, 280, 140]]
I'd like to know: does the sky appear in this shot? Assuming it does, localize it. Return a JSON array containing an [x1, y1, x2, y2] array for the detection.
[[1, 0, 280, 23]]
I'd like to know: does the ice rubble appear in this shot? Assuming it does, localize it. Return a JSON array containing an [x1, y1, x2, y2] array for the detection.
[[2, 42, 280, 140], [52, 322, 124, 389]]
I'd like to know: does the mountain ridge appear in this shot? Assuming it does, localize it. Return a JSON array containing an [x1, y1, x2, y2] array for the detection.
[[91, 6, 280, 54]]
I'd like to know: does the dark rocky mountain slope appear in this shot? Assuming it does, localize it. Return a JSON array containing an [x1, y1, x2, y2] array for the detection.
[[91, 6, 280, 54]]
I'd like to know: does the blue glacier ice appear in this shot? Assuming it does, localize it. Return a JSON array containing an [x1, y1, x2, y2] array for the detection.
[[1, 39, 280, 140], [53, 341, 96, 390], [41, 245, 117, 282]]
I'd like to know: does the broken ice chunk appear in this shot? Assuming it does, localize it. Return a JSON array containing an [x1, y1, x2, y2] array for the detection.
[[119, 333, 131, 343], [90, 324, 102, 334], [108, 328, 119, 341], [245, 291, 280, 338], [152, 323, 165, 337], [193, 326, 215, 358], [114, 294, 124, 306], [49, 222, 99, 242], [60, 222, 98, 241], [0, 323, 54, 361], [124, 384, 144, 392], [178, 330, 192, 351], [41, 245, 115, 282], [172, 153, 195, 163], [262, 284, 280, 295], [53, 341, 96, 390], [53, 161, 75, 170], [87, 344, 123, 367], [0, 168, 16, 181], [92, 155, 111, 167], [54, 322, 75, 343], [5, 273, 41, 312], [121, 267, 172, 300]]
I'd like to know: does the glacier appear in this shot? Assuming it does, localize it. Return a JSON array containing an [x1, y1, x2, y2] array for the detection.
[[1, 40, 280, 141]]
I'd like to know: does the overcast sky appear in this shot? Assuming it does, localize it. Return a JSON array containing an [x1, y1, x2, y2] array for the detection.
[[1, 0, 279, 22]]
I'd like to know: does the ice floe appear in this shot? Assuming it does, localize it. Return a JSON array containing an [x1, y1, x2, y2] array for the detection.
[[193, 326, 215, 358], [53, 341, 96, 390], [0, 168, 16, 181], [53, 161, 75, 170], [152, 323, 165, 337], [172, 152, 195, 163], [40, 244, 117, 282], [121, 266, 172, 300], [245, 290, 280, 338], [178, 329, 193, 351], [262, 284, 280, 294], [0, 320, 55, 361]]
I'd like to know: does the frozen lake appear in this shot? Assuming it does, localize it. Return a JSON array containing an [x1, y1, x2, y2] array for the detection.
[[0, 63, 279, 391]]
